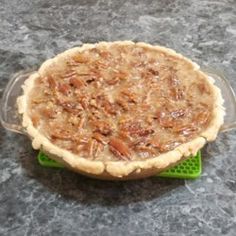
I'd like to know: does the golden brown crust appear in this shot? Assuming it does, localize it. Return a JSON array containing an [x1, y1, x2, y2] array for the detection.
[[17, 41, 225, 180]]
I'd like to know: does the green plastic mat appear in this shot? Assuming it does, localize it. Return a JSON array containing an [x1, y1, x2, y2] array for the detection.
[[37, 151, 202, 179]]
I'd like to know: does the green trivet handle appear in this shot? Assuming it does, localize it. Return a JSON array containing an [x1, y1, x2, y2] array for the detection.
[[37, 151, 202, 179]]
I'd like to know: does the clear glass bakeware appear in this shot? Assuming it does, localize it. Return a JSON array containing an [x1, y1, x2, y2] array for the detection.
[[1, 68, 236, 134]]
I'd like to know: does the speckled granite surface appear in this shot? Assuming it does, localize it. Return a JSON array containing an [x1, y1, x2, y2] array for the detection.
[[0, 0, 236, 235]]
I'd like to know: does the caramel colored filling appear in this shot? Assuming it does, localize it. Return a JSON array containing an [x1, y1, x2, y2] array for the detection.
[[29, 43, 214, 161]]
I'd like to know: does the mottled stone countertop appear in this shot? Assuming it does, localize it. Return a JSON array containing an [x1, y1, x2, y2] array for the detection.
[[1, 0, 236, 235]]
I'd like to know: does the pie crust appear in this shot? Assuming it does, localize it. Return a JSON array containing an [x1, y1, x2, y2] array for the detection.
[[17, 41, 225, 180]]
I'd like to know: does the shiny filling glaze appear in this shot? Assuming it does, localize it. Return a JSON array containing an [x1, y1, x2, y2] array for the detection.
[[29, 43, 214, 161]]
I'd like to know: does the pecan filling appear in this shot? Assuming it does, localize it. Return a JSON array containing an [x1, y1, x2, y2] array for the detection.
[[29, 44, 213, 161]]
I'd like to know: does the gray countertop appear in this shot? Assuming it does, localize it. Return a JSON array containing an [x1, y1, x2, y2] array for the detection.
[[1, 0, 236, 235]]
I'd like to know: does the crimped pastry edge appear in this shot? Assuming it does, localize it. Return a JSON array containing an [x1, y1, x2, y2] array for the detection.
[[17, 41, 225, 179]]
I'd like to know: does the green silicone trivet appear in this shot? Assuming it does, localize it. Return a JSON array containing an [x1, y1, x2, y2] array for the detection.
[[37, 151, 202, 179], [158, 151, 202, 179], [38, 152, 64, 168]]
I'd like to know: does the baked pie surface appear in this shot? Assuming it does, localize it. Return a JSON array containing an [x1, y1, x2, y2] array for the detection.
[[17, 41, 225, 179]]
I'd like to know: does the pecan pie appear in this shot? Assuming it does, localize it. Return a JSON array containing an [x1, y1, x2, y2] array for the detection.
[[17, 41, 225, 180]]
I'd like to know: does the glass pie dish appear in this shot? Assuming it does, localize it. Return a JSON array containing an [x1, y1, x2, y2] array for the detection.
[[1, 67, 236, 179]]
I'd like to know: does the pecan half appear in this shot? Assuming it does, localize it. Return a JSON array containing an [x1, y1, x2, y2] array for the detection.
[[50, 129, 72, 140], [120, 121, 154, 137], [47, 76, 57, 89], [173, 124, 198, 136], [58, 83, 71, 95], [72, 53, 89, 63], [63, 71, 77, 79], [59, 101, 83, 114], [69, 77, 86, 88], [93, 132, 108, 144], [116, 97, 129, 111], [109, 137, 132, 160]]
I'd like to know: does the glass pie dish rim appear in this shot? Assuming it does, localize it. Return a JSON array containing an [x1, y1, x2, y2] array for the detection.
[[0, 67, 236, 136]]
